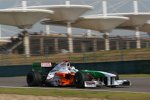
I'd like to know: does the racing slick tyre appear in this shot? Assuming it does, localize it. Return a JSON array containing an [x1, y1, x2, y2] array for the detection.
[[74, 72, 85, 88], [27, 71, 42, 86]]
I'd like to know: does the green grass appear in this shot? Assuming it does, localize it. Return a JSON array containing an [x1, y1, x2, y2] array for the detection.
[[0, 88, 150, 100]]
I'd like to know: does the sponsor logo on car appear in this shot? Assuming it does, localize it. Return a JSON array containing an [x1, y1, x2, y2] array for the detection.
[[41, 62, 52, 67], [85, 81, 96, 87]]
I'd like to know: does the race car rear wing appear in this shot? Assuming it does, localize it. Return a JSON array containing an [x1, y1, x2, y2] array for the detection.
[[32, 62, 56, 75]]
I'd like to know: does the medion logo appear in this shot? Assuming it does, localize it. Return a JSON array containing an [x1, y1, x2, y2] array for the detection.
[[85, 81, 95, 85]]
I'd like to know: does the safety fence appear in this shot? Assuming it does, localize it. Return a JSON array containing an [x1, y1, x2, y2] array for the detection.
[[0, 33, 150, 66], [0, 48, 150, 66]]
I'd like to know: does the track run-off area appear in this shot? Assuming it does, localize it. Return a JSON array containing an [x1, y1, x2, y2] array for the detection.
[[0, 77, 150, 94]]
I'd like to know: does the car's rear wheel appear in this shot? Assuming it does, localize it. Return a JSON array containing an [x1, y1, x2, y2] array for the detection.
[[27, 71, 42, 86]]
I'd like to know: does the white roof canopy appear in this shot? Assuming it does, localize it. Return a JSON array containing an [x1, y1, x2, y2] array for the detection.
[[118, 13, 150, 27], [117, 20, 150, 32], [111, 13, 150, 32], [0, 9, 53, 29], [42, 13, 150, 33], [72, 16, 129, 32], [28, 5, 93, 22], [41, 15, 129, 32]]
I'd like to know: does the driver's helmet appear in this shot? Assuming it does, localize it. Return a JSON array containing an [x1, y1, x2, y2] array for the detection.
[[63, 60, 70, 67]]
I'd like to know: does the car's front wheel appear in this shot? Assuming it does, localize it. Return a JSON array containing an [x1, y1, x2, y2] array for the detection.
[[74, 72, 85, 88]]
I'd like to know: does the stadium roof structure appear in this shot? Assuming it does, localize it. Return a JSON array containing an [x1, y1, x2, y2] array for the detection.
[[86, 13, 150, 26], [0, 9, 53, 29], [41, 15, 129, 32], [106, 13, 150, 32], [41, 13, 150, 33], [116, 20, 150, 33], [28, 4, 93, 22], [67, 15, 129, 32], [89, 13, 150, 34]]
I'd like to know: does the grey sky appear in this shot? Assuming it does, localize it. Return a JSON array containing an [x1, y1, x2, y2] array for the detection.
[[0, 0, 150, 37]]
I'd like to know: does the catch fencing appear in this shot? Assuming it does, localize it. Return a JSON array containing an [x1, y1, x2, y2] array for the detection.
[[0, 34, 150, 66]]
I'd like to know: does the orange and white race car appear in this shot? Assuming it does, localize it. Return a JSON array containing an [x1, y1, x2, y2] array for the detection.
[[27, 61, 131, 88]]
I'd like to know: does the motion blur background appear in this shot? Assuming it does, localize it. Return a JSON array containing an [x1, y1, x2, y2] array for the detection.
[[0, 0, 150, 66]]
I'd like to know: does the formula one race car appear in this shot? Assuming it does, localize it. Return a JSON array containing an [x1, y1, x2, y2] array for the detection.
[[27, 61, 131, 88]]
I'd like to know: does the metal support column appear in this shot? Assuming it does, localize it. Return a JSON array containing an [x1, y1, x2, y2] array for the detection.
[[67, 22, 74, 53], [102, 0, 107, 16], [135, 27, 141, 49], [46, 25, 50, 35], [87, 30, 92, 37], [104, 32, 110, 51], [133, 0, 139, 14], [22, 0, 27, 9], [23, 31, 30, 57]]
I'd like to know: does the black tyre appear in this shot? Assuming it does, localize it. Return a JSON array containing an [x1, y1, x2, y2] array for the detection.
[[74, 72, 85, 88], [27, 71, 42, 87]]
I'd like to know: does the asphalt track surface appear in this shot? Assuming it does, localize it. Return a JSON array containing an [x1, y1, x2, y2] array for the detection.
[[0, 77, 150, 93]]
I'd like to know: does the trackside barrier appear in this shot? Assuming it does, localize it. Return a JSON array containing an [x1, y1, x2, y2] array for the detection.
[[0, 60, 149, 77], [71, 60, 150, 74], [0, 65, 31, 77]]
